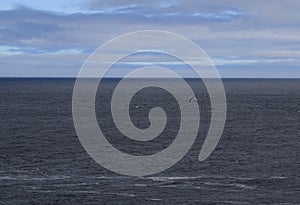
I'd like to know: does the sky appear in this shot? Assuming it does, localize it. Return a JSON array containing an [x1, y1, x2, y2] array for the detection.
[[0, 0, 299, 77]]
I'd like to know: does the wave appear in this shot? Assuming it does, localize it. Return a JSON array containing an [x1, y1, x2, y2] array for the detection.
[[147, 176, 203, 181], [202, 181, 255, 190], [146, 174, 289, 182], [0, 175, 71, 181], [0, 172, 289, 184]]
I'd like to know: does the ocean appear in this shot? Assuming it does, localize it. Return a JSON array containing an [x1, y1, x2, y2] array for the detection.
[[0, 78, 299, 204]]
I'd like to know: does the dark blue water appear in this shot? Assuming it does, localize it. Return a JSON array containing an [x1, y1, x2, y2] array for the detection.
[[0, 78, 299, 204]]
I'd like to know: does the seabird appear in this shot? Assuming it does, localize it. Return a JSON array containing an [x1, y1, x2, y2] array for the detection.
[[189, 97, 197, 103]]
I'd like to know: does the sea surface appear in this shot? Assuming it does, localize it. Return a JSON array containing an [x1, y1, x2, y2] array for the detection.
[[0, 78, 299, 204]]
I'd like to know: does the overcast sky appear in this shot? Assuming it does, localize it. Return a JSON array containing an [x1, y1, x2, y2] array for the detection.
[[0, 0, 299, 77]]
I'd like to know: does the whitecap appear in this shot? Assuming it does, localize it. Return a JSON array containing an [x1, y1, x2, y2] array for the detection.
[[114, 193, 136, 198], [270, 176, 287, 179], [133, 184, 147, 187], [147, 176, 203, 181], [146, 198, 163, 201]]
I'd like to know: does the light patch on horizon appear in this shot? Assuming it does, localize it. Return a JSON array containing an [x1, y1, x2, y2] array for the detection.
[[0, 45, 85, 55]]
